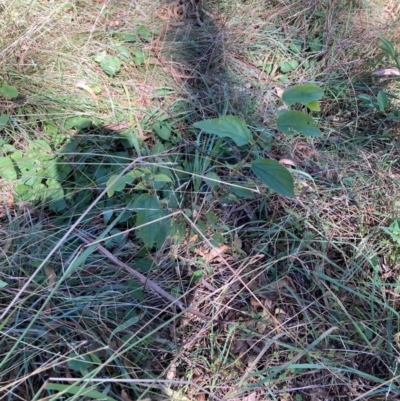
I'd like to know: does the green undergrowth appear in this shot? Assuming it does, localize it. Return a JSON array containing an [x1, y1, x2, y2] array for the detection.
[[1, 0, 400, 400]]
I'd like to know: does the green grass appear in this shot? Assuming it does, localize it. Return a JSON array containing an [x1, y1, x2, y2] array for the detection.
[[1, 0, 400, 400]]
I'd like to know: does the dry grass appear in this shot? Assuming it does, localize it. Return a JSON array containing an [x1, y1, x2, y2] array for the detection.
[[1, 0, 400, 400]]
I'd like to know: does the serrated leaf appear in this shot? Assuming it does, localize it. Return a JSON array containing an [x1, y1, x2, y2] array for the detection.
[[282, 84, 324, 106], [100, 56, 121, 76], [0, 156, 17, 180], [0, 85, 19, 99], [107, 174, 135, 197], [153, 121, 172, 140], [276, 110, 322, 137], [133, 194, 163, 248], [0, 114, 9, 130], [64, 116, 92, 130], [251, 158, 294, 197], [193, 115, 253, 146]]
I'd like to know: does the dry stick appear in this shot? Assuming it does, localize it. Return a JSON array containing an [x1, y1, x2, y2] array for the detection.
[[76, 231, 225, 323]]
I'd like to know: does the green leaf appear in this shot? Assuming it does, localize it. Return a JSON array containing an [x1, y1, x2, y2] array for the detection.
[[100, 55, 121, 76], [230, 186, 255, 199], [193, 116, 253, 146], [116, 45, 131, 62], [204, 172, 221, 188], [137, 25, 151, 40], [0, 156, 17, 180], [134, 194, 163, 248], [64, 116, 92, 130], [0, 280, 8, 288], [306, 100, 320, 111], [282, 83, 324, 106], [0, 85, 19, 99], [111, 313, 140, 336], [0, 114, 9, 130], [67, 353, 93, 374], [251, 158, 294, 197], [377, 91, 388, 112], [153, 121, 172, 140], [379, 36, 397, 59], [133, 49, 146, 65], [279, 60, 299, 73], [276, 110, 322, 137], [45, 383, 117, 401], [107, 173, 135, 197], [153, 174, 172, 182]]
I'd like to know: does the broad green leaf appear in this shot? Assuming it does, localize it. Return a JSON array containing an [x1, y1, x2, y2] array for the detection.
[[156, 210, 170, 249], [282, 83, 324, 106], [100, 55, 121, 76], [153, 174, 172, 182], [204, 172, 221, 188], [133, 49, 146, 65], [251, 158, 294, 197], [290, 41, 302, 53], [377, 91, 388, 112], [0, 114, 9, 130], [231, 186, 255, 199], [0, 280, 8, 288], [116, 45, 131, 62], [306, 100, 320, 111], [128, 279, 144, 301], [0, 85, 19, 99], [64, 116, 92, 130], [193, 115, 253, 146], [45, 383, 117, 401], [137, 25, 151, 40], [49, 198, 67, 212], [107, 174, 135, 197], [279, 60, 299, 73], [379, 36, 397, 59], [276, 110, 322, 137], [0, 156, 17, 180], [45, 178, 64, 201], [134, 194, 163, 248], [153, 121, 172, 140]]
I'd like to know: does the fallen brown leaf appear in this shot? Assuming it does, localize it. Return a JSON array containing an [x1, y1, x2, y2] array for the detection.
[[45, 265, 56, 290], [121, 390, 134, 401], [75, 80, 99, 105], [279, 158, 296, 167], [372, 68, 400, 76]]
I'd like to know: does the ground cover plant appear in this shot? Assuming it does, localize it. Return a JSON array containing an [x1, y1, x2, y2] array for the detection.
[[1, 0, 400, 400]]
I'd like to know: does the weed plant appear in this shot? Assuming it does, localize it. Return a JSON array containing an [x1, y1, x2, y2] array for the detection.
[[1, 1, 400, 400]]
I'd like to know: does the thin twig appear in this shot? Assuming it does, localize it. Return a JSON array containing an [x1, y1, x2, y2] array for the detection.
[[76, 230, 224, 323]]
